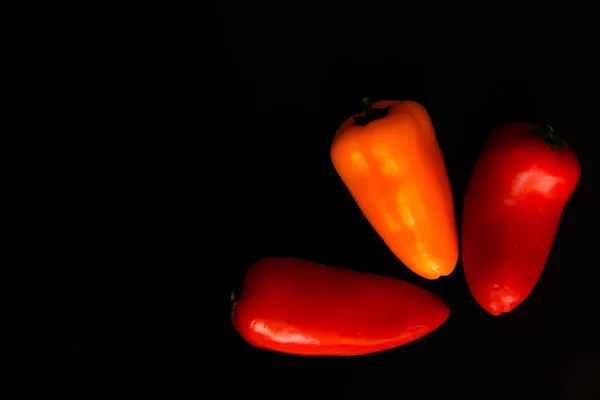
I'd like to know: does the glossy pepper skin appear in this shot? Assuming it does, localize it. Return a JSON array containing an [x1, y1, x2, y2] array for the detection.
[[462, 123, 580, 315], [231, 257, 449, 356], [331, 99, 458, 279]]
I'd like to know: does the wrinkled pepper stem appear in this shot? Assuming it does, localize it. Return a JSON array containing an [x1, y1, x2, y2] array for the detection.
[[529, 124, 565, 148], [230, 291, 238, 317], [353, 96, 390, 126], [362, 96, 373, 118]]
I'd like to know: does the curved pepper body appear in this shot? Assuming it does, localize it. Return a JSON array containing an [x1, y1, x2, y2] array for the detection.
[[462, 123, 580, 315], [231, 257, 449, 356]]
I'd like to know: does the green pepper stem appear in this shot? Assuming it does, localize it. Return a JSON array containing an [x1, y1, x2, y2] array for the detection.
[[528, 124, 565, 148], [230, 291, 238, 317], [352, 97, 390, 127]]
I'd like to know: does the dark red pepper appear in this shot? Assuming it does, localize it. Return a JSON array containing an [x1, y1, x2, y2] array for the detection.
[[231, 257, 449, 355], [462, 123, 580, 315]]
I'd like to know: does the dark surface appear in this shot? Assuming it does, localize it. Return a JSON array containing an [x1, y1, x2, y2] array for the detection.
[[216, 1, 599, 398]]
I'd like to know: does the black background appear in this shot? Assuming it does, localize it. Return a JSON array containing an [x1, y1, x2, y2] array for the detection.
[[215, 1, 599, 398]]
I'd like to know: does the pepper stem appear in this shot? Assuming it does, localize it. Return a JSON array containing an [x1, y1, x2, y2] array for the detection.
[[352, 97, 390, 127], [230, 291, 238, 317], [362, 96, 373, 118], [528, 124, 565, 148]]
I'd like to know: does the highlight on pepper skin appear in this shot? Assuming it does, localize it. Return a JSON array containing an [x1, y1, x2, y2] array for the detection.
[[489, 284, 521, 315], [249, 320, 320, 345]]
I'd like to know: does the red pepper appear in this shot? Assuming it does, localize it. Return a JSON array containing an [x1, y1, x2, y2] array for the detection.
[[462, 123, 580, 315], [231, 257, 449, 356]]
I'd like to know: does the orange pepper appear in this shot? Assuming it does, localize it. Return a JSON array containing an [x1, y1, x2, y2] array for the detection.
[[331, 98, 458, 279]]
